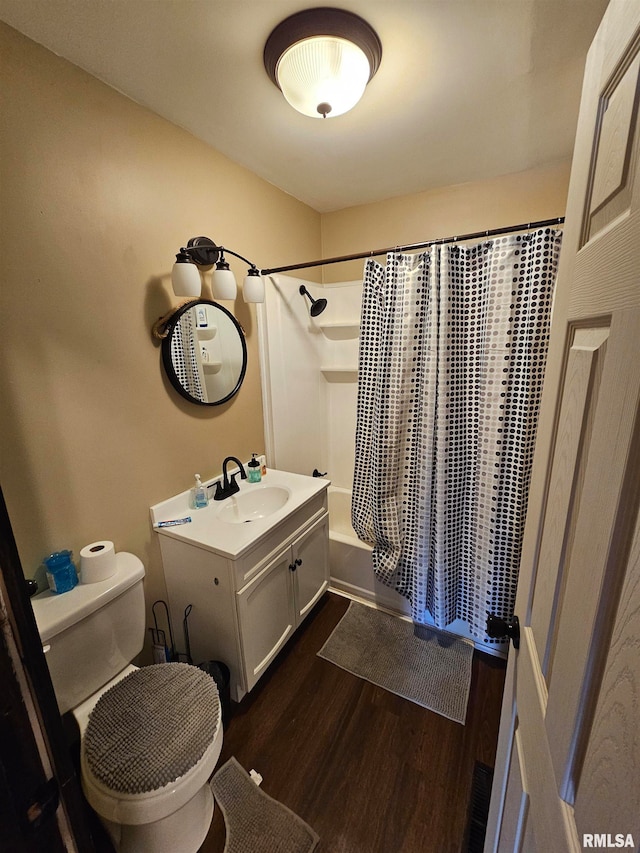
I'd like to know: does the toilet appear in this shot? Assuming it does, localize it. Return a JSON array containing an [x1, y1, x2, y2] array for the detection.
[[31, 551, 223, 853]]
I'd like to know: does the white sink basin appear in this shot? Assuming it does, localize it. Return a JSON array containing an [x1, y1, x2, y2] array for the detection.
[[217, 485, 290, 524], [151, 467, 330, 559]]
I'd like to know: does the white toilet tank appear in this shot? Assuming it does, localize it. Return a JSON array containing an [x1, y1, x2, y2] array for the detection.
[[31, 552, 145, 715]]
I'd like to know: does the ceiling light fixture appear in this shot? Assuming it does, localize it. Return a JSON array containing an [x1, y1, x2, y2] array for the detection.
[[264, 7, 382, 119], [171, 236, 264, 303]]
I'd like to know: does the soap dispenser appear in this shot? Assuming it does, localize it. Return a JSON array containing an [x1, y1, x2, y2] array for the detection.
[[192, 474, 209, 508], [248, 454, 262, 483]]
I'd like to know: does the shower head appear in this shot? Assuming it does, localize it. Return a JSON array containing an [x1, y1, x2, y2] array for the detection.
[[299, 285, 328, 317], [310, 298, 327, 317]]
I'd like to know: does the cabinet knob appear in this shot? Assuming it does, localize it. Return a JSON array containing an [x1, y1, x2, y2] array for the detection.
[[289, 563, 297, 572], [294, 558, 302, 567]]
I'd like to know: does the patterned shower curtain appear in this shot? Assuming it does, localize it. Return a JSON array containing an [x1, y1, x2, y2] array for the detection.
[[171, 308, 205, 402], [351, 228, 563, 645]]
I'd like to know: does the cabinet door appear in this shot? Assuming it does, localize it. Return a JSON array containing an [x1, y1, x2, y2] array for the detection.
[[292, 513, 330, 623], [236, 549, 296, 693]]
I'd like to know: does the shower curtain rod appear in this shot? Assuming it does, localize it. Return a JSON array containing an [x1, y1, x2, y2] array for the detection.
[[260, 216, 565, 276]]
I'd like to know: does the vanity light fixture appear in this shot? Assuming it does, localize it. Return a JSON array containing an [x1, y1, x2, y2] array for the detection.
[[264, 7, 382, 119], [212, 252, 237, 300], [171, 236, 264, 303]]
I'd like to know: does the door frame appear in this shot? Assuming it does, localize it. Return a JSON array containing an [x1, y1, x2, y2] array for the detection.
[[485, 0, 640, 846], [0, 486, 97, 852]]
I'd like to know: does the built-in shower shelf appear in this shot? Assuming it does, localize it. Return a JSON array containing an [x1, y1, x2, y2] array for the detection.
[[318, 322, 360, 340], [197, 327, 218, 340], [321, 367, 359, 382]]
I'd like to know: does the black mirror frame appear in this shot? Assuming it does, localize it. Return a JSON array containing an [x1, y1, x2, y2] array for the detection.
[[161, 299, 247, 406]]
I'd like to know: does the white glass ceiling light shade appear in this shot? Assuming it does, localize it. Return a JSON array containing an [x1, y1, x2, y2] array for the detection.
[[243, 268, 265, 303], [212, 258, 237, 300], [277, 36, 370, 118], [264, 8, 382, 119], [171, 255, 202, 297]]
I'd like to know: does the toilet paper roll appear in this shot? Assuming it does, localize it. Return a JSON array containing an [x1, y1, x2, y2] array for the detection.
[[80, 541, 117, 584]]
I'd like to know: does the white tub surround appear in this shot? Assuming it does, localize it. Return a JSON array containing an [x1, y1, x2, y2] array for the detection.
[[327, 486, 407, 614], [327, 486, 487, 649], [258, 275, 410, 611], [258, 275, 363, 483]]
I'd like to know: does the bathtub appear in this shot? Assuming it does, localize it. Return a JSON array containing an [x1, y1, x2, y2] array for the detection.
[[328, 486, 411, 616], [327, 486, 488, 651]]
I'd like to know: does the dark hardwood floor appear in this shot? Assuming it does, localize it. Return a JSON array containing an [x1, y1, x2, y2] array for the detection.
[[200, 593, 506, 853]]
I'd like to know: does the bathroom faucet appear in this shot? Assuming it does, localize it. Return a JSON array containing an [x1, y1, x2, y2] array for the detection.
[[214, 456, 248, 501]]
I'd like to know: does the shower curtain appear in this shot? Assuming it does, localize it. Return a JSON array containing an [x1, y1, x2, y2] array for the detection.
[[351, 228, 562, 644], [171, 309, 205, 402]]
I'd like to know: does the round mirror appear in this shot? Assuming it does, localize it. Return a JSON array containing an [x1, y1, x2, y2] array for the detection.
[[161, 300, 247, 406]]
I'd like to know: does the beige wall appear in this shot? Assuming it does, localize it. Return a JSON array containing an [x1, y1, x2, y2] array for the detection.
[[320, 160, 571, 282], [0, 22, 571, 660], [0, 23, 320, 639]]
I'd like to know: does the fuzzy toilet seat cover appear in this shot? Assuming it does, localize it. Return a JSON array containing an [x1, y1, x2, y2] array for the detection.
[[83, 663, 221, 795]]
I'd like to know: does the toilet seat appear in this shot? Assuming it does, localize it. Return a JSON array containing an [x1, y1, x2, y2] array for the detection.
[[81, 663, 222, 826]]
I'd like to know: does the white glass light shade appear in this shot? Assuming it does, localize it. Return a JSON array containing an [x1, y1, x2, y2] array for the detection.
[[276, 36, 370, 118], [171, 260, 201, 297], [243, 271, 265, 304], [212, 267, 237, 300]]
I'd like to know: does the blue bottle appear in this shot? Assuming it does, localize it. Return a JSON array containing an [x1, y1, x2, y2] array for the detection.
[[44, 550, 78, 594], [192, 474, 209, 508]]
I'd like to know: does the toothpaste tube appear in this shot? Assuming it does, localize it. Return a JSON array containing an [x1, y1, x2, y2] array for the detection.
[[154, 517, 192, 528]]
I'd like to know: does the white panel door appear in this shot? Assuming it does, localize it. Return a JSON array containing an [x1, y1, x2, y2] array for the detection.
[[486, 1, 640, 850]]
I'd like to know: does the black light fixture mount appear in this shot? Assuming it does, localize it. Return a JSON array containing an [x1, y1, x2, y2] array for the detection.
[[177, 236, 257, 270]]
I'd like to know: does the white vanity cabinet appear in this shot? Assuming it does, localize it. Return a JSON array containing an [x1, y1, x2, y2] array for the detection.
[[156, 482, 329, 703], [237, 513, 329, 692]]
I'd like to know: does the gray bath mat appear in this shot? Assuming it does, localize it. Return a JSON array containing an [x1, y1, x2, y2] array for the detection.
[[318, 602, 474, 724], [210, 757, 319, 853]]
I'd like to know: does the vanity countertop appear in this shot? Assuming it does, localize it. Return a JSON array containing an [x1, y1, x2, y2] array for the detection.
[[150, 467, 330, 559]]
